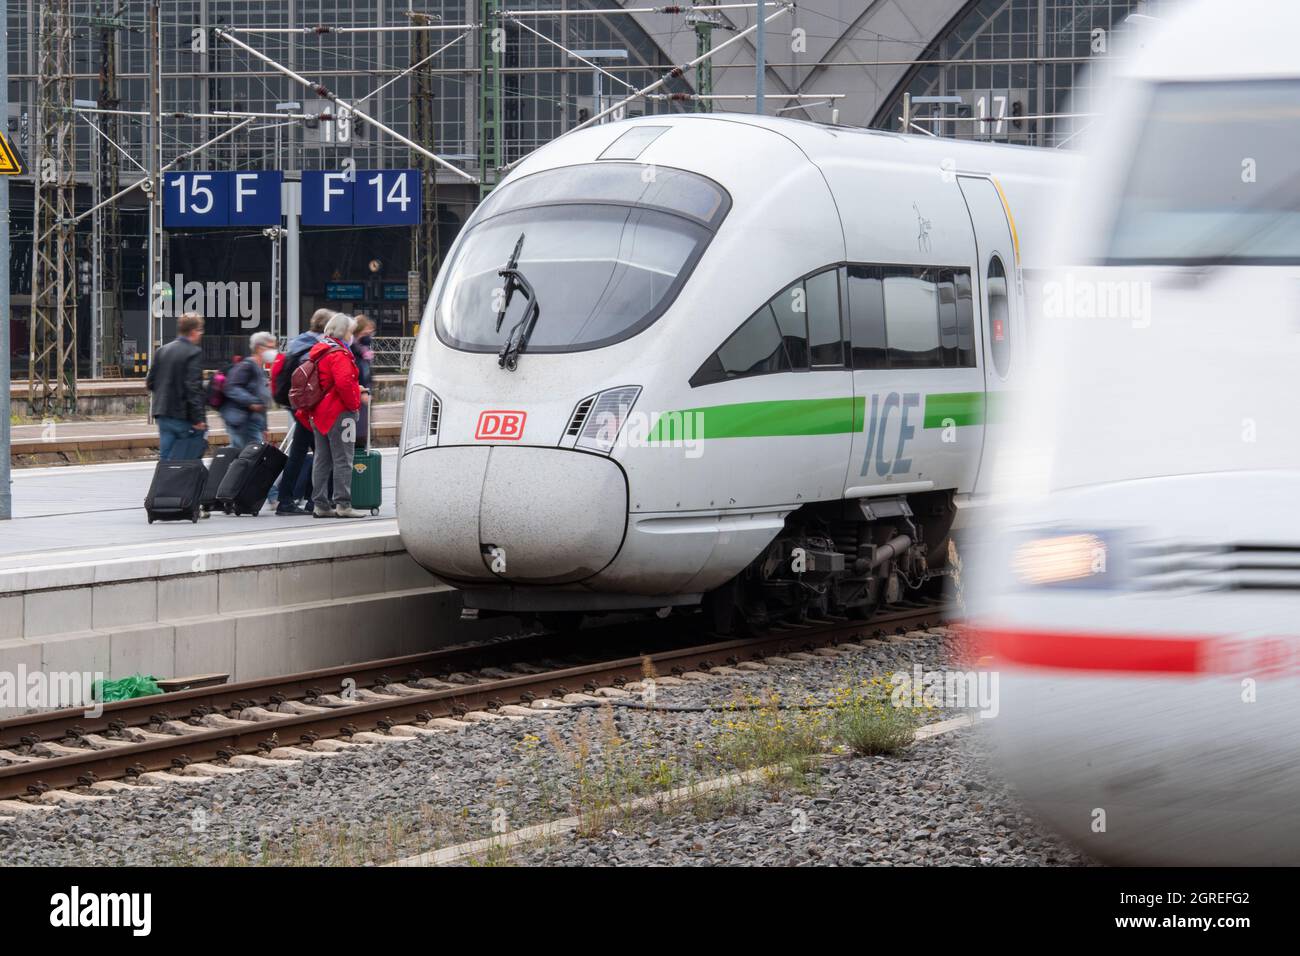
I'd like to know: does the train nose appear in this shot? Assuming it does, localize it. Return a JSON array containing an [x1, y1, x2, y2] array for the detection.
[[397, 446, 628, 585]]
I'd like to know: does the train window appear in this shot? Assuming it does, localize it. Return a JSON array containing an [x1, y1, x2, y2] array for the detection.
[[475, 162, 730, 228], [768, 281, 810, 370], [937, 273, 959, 367], [597, 126, 669, 161], [846, 265, 887, 369], [1106, 79, 1300, 264], [954, 271, 976, 367], [690, 305, 790, 387], [987, 256, 1011, 377], [806, 269, 844, 367], [883, 270, 942, 368], [437, 203, 713, 354]]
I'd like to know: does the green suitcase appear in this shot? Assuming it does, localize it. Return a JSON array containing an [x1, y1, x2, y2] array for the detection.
[[350, 404, 382, 515]]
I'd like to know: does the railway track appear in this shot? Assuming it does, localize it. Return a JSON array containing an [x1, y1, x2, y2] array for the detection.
[[0, 604, 948, 802]]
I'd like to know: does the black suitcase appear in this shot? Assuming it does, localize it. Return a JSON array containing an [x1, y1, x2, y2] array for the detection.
[[215, 442, 288, 516], [202, 446, 241, 512], [145, 459, 208, 524]]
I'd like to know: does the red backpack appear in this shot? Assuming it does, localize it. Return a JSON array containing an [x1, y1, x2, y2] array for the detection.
[[288, 344, 341, 412]]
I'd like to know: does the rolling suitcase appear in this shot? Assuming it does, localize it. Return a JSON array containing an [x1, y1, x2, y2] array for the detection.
[[215, 441, 288, 516], [201, 446, 241, 513], [145, 459, 208, 524], [350, 409, 382, 515]]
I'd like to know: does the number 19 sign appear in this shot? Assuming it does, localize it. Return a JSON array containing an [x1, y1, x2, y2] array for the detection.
[[302, 169, 421, 226]]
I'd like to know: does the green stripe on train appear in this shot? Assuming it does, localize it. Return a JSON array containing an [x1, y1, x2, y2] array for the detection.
[[646, 397, 864, 441], [921, 391, 984, 429], [645, 391, 995, 442]]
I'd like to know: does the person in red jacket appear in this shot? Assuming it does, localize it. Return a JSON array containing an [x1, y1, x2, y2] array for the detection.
[[308, 313, 367, 518]]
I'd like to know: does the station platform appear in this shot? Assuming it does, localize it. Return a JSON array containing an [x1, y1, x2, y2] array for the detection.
[[0, 453, 488, 714]]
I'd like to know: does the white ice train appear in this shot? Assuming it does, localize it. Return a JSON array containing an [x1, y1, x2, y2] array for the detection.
[[969, 0, 1300, 865], [397, 113, 1074, 629]]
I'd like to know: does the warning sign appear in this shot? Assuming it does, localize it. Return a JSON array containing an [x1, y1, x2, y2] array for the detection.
[[0, 131, 25, 175]]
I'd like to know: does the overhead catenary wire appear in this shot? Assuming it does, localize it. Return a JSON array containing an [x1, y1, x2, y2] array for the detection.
[[500, 4, 770, 15], [556, 0, 790, 138], [352, 29, 473, 107], [507, 16, 637, 92], [213, 26, 478, 184], [69, 116, 256, 228], [225, 24, 481, 35], [646, 92, 846, 99]]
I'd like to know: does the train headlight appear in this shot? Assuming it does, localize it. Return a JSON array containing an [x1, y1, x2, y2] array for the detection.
[[401, 384, 441, 454], [1012, 531, 1120, 588], [575, 385, 642, 454]]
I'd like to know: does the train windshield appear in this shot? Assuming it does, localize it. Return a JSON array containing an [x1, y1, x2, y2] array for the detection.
[[1107, 79, 1300, 264], [436, 164, 729, 353]]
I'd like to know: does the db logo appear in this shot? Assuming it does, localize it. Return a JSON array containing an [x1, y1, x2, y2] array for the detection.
[[475, 410, 527, 441]]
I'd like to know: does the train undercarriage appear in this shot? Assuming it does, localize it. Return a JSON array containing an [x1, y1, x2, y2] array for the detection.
[[701, 491, 957, 635]]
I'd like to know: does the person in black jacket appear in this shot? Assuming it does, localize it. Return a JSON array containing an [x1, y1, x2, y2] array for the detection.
[[146, 312, 208, 460]]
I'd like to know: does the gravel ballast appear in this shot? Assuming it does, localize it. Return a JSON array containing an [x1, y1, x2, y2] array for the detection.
[[0, 630, 1091, 867]]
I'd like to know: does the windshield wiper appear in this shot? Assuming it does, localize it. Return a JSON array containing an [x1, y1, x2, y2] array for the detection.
[[494, 233, 541, 371]]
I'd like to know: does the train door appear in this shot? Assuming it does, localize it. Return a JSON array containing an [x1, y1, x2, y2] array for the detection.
[[842, 259, 986, 499], [957, 175, 1020, 495]]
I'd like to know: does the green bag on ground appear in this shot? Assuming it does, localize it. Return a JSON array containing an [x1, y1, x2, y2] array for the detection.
[[94, 674, 163, 702]]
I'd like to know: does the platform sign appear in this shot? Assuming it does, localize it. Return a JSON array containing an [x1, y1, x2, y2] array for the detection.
[[163, 171, 282, 227], [228, 171, 282, 225], [0, 130, 24, 175], [302, 169, 420, 226], [354, 169, 420, 226], [301, 171, 354, 226]]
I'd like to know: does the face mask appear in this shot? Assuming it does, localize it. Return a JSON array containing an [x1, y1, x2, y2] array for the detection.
[[262, 348, 279, 364]]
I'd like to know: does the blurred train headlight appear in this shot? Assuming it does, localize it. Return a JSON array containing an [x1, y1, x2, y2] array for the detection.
[[576, 385, 642, 454], [401, 384, 441, 454], [1012, 531, 1121, 588]]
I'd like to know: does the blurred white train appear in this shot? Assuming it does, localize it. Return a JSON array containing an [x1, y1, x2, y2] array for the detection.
[[398, 113, 1074, 631], [969, 0, 1300, 865]]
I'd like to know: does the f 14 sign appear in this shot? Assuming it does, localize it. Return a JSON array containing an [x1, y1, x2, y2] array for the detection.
[[163, 171, 283, 227], [302, 169, 421, 226]]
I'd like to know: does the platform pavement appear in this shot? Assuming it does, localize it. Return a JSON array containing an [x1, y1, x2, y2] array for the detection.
[[2, 450, 398, 560], [0, 454, 494, 708]]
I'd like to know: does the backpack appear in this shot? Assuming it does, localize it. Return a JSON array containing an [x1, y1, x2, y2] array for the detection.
[[270, 352, 289, 408], [274, 343, 312, 408], [206, 371, 227, 410], [289, 345, 340, 412]]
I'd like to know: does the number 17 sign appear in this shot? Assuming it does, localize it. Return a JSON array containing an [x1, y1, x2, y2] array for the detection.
[[302, 169, 421, 226]]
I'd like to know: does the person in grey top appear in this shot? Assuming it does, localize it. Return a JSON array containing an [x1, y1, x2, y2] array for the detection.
[[221, 330, 278, 449]]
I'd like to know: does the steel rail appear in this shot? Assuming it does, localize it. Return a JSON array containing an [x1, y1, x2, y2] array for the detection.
[[0, 607, 947, 799]]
